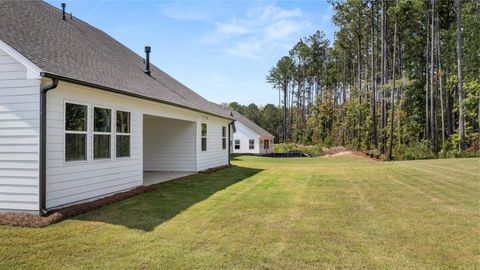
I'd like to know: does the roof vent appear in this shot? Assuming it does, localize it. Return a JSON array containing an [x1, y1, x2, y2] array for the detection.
[[61, 3, 66, 21], [144, 46, 151, 75]]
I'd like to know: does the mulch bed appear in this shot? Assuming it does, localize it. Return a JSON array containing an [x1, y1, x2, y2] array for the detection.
[[1, 165, 233, 228], [0, 185, 158, 228]]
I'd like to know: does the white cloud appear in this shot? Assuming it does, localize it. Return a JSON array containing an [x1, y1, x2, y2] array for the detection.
[[203, 4, 311, 60], [161, 3, 313, 60], [247, 5, 302, 21], [217, 21, 250, 34], [264, 19, 308, 40], [161, 5, 213, 22]]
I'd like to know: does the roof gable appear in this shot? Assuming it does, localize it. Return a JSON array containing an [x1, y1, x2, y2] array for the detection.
[[231, 110, 274, 138]]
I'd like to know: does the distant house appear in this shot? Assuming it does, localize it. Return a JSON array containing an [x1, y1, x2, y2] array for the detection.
[[231, 111, 275, 155], [0, 1, 233, 214]]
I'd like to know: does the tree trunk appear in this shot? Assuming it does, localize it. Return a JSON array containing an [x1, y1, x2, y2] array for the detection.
[[455, 0, 466, 152], [380, 0, 386, 154], [388, 0, 398, 160], [371, 0, 377, 149], [446, 66, 453, 137], [357, 31, 362, 147], [425, 11, 430, 140], [283, 84, 287, 143], [430, 0, 437, 153], [437, 15, 445, 152]]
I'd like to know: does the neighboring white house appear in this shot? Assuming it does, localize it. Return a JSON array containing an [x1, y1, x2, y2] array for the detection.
[[231, 111, 275, 155], [0, 1, 233, 214]]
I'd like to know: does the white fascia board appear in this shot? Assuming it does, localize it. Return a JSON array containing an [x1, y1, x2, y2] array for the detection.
[[0, 39, 42, 79]]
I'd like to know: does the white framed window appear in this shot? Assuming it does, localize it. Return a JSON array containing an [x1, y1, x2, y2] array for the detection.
[[93, 106, 112, 160], [201, 123, 207, 151], [116, 110, 131, 158], [249, 139, 255, 149], [65, 102, 88, 162], [234, 139, 240, 149], [222, 126, 227, 150]]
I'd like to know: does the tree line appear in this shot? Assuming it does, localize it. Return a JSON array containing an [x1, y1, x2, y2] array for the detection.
[[254, 0, 479, 159]]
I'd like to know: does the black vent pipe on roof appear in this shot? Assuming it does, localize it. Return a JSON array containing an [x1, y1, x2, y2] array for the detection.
[[61, 3, 66, 21], [144, 46, 151, 75]]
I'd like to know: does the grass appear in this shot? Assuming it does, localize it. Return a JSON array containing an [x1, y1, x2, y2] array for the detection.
[[0, 155, 479, 269]]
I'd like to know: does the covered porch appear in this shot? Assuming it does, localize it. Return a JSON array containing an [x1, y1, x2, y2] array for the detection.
[[142, 115, 197, 186]]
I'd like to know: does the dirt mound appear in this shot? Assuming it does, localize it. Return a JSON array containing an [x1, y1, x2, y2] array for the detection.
[[322, 146, 348, 155], [331, 150, 354, 156]]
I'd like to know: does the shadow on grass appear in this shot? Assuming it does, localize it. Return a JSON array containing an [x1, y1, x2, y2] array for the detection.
[[73, 166, 262, 232]]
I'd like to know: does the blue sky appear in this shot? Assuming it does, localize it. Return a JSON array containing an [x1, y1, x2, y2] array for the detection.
[[46, 0, 336, 106]]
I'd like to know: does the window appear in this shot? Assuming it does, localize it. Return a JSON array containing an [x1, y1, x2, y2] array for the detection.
[[65, 103, 88, 162], [116, 110, 131, 158], [249, 139, 255, 149], [222, 126, 227, 150], [234, 139, 240, 149], [201, 123, 207, 151], [93, 107, 112, 159]]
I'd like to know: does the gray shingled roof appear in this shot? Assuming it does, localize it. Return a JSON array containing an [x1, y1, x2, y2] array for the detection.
[[231, 110, 275, 138], [0, 0, 232, 119]]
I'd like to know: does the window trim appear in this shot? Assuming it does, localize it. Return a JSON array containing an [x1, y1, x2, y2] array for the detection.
[[201, 123, 207, 151], [249, 139, 255, 150], [115, 110, 131, 159], [222, 126, 227, 150], [64, 101, 89, 164], [93, 105, 113, 161], [234, 139, 240, 150]]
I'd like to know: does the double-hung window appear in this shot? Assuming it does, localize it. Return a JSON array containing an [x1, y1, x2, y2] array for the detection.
[[201, 123, 207, 151], [65, 103, 88, 162], [234, 139, 240, 149], [93, 107, 112, 160], [249, 139, 255, 149], [222, 126, 227, 150], [116, 110, 131, 158]]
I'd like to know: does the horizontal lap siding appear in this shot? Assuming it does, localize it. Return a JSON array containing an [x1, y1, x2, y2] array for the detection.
[[46, 84, 143, 208], [46, 82, 230, 208], [0, 48, 40, 211], [143, 117, 196, 171], [197, 117, 229, 171], [232, 122, 260, 154]]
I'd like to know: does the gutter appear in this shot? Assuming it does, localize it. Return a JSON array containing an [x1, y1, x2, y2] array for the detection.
[[41, 72, 234, 121], [39, 78, 59, 215]]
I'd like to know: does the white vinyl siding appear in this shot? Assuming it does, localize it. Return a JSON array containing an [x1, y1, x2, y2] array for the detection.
[[0, 48, 40, 211], [143, 116, 196, 172], [46, 81, 230, 208], [196, 117, 229, 171], [232, 121, 274, 155]]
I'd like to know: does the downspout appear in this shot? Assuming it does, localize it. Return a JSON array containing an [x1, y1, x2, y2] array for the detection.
[[39, 78, 59, 215], [228, 121, 234, 165]]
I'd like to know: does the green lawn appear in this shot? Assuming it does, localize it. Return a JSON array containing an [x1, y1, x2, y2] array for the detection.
[[1, 155, 479, 269]]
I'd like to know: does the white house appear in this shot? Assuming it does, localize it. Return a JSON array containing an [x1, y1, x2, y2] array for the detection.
[[0, 1, 234, 214], [231, 111, 275, 155]]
